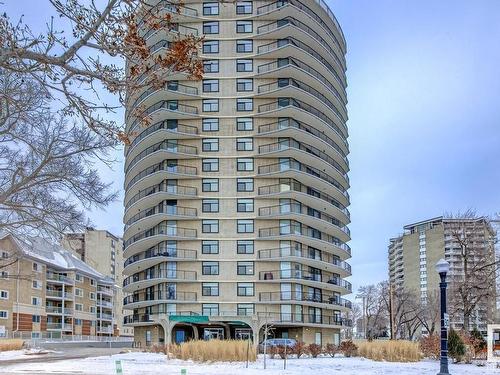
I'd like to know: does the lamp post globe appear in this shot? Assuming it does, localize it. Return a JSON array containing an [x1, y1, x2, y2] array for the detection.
[[436, 259, 450, 375]]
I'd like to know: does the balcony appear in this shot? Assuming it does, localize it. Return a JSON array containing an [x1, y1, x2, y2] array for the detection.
[[125, 182, 197, 212], [257, 312, 352, 327], [258, 159, 349, 205], [46, 290, 73, 300], [46, 323, 73, 331], [124, 222, 197, 250], [97, 286, 113, 296], [259, 291, 352, 309], [259, 222, 351, 258], [97, 326, 114, 334], [46, 273, 73, 284], [258, 138, 348, 184], [45, 307, 73, 315], [258, 98, 347, 142], [258, 179, 350, 221], [125, 204, 197, 235], [142, 21, 198, 42], [258, 247, 351, 276], [123, 290, 197, 308], [97, 300, 113, 308], [97, 312, 113, 321], [124, 248, 197, 275], [123, 269, 197, 292], [258, 269, 352, 293]]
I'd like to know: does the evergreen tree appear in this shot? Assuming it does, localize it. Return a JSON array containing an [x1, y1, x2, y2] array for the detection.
[[448, 328, 466, 362]]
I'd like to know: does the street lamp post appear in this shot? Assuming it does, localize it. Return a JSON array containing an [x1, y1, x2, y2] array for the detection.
[[435, 259, 450, 375]]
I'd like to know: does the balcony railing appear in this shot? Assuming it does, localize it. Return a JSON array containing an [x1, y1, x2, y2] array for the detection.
[[128, 120, 198, 154], [258, 269, 352, 291], [257, 312, 352, 327], [259, 291, 352, 308], [258, 159, 349, 200], [143, 21, 199, 40], [126, 161, 197, 192], [123, 291, 197, 306], [258, 98, 347, 141], [150, 40, 171, 54], [258, 247, 351, 274], [126, 182, 197, 210], [124, 222, 197, 248], [46, 307, 73, 315], [124, 248, 197, 267], [124, 310, 199, 324], [128, 82, 198, 113], [97, 313, 113, 320], [97, 300, 113, 308], [125, 204, 197, 228], [46, 290, 73, 299], [258, 138, 348, 180], [258, 179, 350, 219], [126, 140, 198, 174], [123, 269, 197, 287], [259, 222, 351, 256], [46, 323, 73, 330], [258, 202, 350, 237], [46, 273, 73, 284]]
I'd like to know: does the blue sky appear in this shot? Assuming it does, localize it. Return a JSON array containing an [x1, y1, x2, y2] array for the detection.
[[6, 1, 500, 294]]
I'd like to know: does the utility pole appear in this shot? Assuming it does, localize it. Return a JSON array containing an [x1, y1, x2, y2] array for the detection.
[[389, 283, 395, 340]]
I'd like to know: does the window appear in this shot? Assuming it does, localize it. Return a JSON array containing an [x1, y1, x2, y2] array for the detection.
[[202, 219, 219, 233], [75, 303, 83, 311], [202, 303, 219, 316], [237, 199, 254, 212], [202, 282, 219, 296], [203, 59, 219, 73], [236, 40, 253, 53], [32, 297, 41, 306], [237, 283, 254, 296], [237, 98, 253, 111], [74, 319, 82, 325], [202, 158, 219, 172], [31, 332, 40, 338], [1, 251, 8, 259], [202, 261, 219, 275], [32, 262, 41, 272], [237, 261, 254, 275], [0, 271, 8, 279], [237, 219, 254, 233], [236, 20, 253, 33], [75, 288, 83, 297], [76, 274, 83, 283], [90, 278, 96, 286], [237, 158, 254, 171], [202, 240, 219, 254], [236, 1, 253, 14], [236, 59, 253, 72], [237, 78, 253, 92], [203, 2, 219, 15], [237, 303, 254, 316], [90, 306, 96, 313], [203, 21, 219, 34], [89, 292, 96, 300], [32, 280, 42, 289], [236, 137, 253, 151], [237, 240, 254, 254], [32, 315, 41, 323], [202, 138, 219, 152], [203, 199, 219, 213], [202, 178, 219, 192], [203, 99, 219, 112], [203, 79, 219, 92], [237, 178, 254, 192], [0, 311, 8, 319], [203, 40, 219, 54], [0, 290, 8, 299], [236, 118, 253, 131], [203, 118, 219, 132]]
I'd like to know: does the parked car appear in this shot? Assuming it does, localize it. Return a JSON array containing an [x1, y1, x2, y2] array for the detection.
[[258, 338, 297, 353]]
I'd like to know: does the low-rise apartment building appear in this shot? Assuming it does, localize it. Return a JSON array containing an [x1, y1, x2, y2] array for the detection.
[[62, 228, 133, 337], [0, 231, 114, 339]]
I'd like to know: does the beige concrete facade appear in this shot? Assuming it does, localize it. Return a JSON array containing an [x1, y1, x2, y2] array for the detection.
[[62, 229, 133, 337], [123, 0, 351, 345], [388, 217, 496, 335], [0, 232, 114, 339]]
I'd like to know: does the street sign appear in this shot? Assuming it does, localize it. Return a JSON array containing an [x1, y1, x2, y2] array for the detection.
[[443, 313, 449, 329], [115, 360, 123, 374], [181, 369, 187, 375]]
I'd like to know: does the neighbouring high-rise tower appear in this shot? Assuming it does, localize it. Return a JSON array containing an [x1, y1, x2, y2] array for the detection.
[[123, 0, 352, 346]]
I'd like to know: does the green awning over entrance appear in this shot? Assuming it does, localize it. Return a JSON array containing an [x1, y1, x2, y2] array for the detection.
[[169, 315, 209, 323]]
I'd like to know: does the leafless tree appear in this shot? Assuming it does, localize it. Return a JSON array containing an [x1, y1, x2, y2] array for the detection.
[[358, 283, 389, 339], [0, 71, 116, 241], [446, 210, 498, 332], [416, 291, 440, 336]]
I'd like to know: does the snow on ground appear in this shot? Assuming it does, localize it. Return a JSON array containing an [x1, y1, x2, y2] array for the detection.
[[0, 348, 56, 361], [0, 352, 498, 374]]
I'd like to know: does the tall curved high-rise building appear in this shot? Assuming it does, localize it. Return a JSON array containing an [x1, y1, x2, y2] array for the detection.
[[123, 0, 352, 346]]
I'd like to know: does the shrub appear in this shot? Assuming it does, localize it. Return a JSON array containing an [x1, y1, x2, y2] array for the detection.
[[470, 329, 487, 359], [324, 343, 339, 357], [167, 340, 256, 362], [357, 340, 420, 362], [292, 341, 307, 358], [307, 343, 322, 358], [267, 345, 277, 359], [275, 345, 289, 359], [0, 339, 24, 352], [448, 329, 466, 363], [339, 340, 358, 358], [420, 335, 440, 359]]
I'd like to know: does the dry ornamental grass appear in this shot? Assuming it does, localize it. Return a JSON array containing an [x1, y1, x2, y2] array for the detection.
[[167, 340, 256, 362], [356, 340, 421, 362], [0, 339, 24, 352]]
